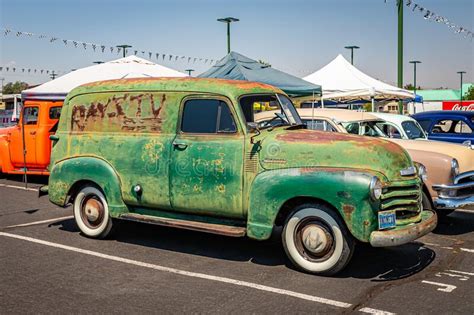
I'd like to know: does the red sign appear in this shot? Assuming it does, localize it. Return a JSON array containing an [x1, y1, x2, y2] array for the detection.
[[442, 101, 474, 111]]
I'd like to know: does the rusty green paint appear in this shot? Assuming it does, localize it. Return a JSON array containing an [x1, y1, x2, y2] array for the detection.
[[49, 77, 424, 243]]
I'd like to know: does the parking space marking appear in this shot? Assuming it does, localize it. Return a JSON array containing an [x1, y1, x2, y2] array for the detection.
[[423, 242, 474, 254], [4, 216, 73, 229], [0, 183, 39, 192], [359, 307, 395, 315], [0, 231, 392, 314], [447, 270, 474, 276], [421, 281, 457, 293]]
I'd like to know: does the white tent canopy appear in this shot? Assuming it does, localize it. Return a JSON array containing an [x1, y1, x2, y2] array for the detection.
[[22, 55, 187, 100], [303, 54, 414, 101]]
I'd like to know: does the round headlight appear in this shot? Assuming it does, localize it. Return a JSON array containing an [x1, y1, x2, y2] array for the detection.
[[418, 163, 428, 181], [451, 158, 459, 178], [369, 176, 382, 200]]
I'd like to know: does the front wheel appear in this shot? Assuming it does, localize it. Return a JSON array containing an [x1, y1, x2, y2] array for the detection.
[[282, 203, 355, 276], [73, 185, 113, 239]]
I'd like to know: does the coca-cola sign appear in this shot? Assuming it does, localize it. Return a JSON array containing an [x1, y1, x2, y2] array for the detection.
[[442, 101, 474, 111]]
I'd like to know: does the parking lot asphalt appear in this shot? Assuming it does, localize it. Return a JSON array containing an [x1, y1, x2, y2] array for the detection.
[[1, 174, 474, 314]]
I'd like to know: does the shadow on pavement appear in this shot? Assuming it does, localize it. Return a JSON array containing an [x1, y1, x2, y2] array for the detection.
[[433, 211, 474, 236], [0, 174, 48, 186], [53, 218, 435, 281]]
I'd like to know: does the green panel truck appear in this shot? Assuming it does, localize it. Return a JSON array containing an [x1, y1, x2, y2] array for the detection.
[[45, 78, 437, 275]]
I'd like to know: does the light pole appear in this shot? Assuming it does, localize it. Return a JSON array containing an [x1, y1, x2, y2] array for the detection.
[[217, 17, 239, 54], [409, 61, 421, 96], [457, 71, 466, 106], [344, 46, 359, 65], [397, 0, 404, 114], [116, 45, 132, 58], [185, 69, 195, 76]]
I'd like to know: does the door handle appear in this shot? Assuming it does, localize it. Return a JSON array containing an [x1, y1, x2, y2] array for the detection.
[[173, 140, 188, 150]]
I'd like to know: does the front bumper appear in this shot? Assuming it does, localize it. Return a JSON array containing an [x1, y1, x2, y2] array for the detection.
[[432, 171, 474, 210], [370, 210, 437, 247], [434, 195, 474, 210]]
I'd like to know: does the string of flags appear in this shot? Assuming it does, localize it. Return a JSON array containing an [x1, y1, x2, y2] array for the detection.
[[0, 65, 63, 75], [1, 27, 219, 64], [386, 0, 473, 40]]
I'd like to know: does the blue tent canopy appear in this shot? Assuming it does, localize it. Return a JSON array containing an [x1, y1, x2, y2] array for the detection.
[[199, 51, 321, 97]]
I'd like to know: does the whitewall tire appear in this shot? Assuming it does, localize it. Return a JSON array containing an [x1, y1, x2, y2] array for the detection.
[[73, 185, 113, 239], [282, 203, 355, 276]]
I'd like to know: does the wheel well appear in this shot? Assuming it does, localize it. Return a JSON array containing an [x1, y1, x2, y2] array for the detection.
[[67, 180, 102, 204], [422, 184, 435, 209], [274, 197, 341, 226]]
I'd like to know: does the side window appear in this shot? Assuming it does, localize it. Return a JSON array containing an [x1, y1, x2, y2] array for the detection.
[[181, 99, 236, 134], [432, 119, 472, 134], [49, 106, 62, 119], [416, 119, 431, 131], [454, 121, 472, 133], [303, 119, 336, 132], [345, 122, 360, 135], [23, 107, 39, 125]]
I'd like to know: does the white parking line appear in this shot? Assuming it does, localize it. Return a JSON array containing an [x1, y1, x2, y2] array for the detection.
[[0, 183, 39, 192], [359, 307, 395, 315], [423, 242, 474, 254], [0, 231, 392, 314], [5, 216, 73, 228]]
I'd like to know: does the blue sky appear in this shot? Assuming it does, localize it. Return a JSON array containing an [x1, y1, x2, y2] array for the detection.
[[1, 0, 473, 88]]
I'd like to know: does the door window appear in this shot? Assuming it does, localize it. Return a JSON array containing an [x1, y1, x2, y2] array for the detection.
[[303, 119, 336, 132], [181, 99, 236, 134], [49, 106, 62, 119], [432, 119, 472, 134], [23, 107, 39, 125]]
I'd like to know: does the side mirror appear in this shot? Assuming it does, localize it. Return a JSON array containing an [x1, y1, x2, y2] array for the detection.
[[247, 122, 260, 133]]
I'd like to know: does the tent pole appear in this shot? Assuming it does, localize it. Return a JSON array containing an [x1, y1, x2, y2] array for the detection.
[[311, 90, 315, 127], [321, 95, 325, 109], [371, 97, 375, 112]]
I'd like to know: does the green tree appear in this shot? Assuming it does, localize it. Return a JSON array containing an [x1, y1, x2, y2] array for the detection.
[[403, 83, 421, 91], [2, 81, 29, 94], [464, 85, 474, 100]]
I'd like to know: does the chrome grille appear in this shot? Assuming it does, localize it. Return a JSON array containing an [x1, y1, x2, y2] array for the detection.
[[381, 182, 421, 219]]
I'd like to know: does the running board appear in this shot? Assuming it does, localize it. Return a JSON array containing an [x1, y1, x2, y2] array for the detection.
[[119, 213, 246, 237]]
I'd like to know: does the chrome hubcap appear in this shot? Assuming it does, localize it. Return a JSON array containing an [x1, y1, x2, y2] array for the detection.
[[301, 225, 330, 254], [81, 197, 104, 228]]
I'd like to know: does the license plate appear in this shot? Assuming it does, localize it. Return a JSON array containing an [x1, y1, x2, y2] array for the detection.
[[378, 211, 396, 230]]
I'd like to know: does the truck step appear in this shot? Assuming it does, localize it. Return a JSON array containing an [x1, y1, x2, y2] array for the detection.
[[119, 213, 246, 237]]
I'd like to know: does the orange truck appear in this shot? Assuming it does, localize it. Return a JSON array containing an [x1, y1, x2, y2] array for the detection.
[[0, 100, 62, 175]]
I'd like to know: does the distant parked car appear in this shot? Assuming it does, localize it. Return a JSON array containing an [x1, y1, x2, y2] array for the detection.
[[411, 111, 474, 145]]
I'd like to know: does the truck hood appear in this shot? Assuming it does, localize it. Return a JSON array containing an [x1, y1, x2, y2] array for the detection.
[[257, 128, 414, 181], [389, 138, 474, 173]]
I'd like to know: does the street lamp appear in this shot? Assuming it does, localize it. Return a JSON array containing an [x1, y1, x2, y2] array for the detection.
[[457, 71, 466, 106], [217, 17, 239, 54], [409, 60, 421, 96], [116, 44, 132, 58], [344, 45, 359, 65], [185, 69, 195, 76]]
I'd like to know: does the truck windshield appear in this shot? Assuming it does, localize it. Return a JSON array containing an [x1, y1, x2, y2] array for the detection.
[[241, 94, 303, 129]]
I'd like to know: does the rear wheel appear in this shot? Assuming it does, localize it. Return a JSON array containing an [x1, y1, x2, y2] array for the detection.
[[282, 203, 355, 276], [73, 185, 113, 239]]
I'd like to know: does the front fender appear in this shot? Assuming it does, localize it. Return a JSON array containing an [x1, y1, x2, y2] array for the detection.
[[48, 156, 128, 216], [247, 167, 382, 242]]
